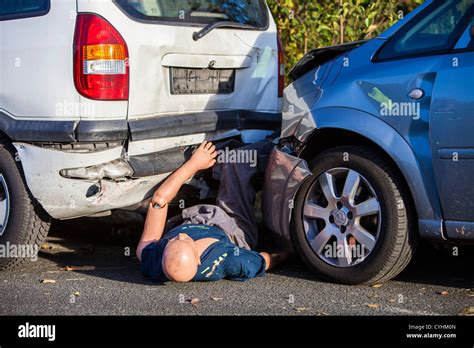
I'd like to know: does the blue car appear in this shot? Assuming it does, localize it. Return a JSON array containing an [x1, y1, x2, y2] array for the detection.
[[263, 0, 474, 284]]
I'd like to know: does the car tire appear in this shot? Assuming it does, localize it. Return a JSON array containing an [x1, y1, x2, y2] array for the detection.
[[292, 146, 417, 285], [0, 141, 51, 270]]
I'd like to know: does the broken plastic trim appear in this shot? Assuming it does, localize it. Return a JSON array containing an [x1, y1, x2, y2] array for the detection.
[[60, 159, 134, 180]]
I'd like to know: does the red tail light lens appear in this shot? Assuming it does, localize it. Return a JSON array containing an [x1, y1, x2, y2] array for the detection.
[[277, 34, 285, 98], [74, 14, 129, 100]]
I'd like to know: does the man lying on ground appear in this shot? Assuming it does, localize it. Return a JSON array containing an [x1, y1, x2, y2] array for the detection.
[[136, 140, 289, 283]]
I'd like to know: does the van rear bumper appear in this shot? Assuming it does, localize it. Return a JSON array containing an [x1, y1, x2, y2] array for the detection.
[[128, 110, 281, 141], [8, 110, 280, 219], [1, 110, 281, 143], [14, 142, 168, 219]]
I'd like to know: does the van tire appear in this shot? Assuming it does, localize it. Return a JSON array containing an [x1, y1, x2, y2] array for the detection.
[[292, 146, 417, 285], [0, 142, 50, 270]]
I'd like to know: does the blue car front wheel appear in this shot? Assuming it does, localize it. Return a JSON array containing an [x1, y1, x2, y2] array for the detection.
[[292, 145, 418, 285]]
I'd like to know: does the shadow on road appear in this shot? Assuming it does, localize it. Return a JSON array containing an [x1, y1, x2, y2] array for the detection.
[[42, 212, 473, 289], [395, 242, 473, 289], [40, 211, 156, 285]]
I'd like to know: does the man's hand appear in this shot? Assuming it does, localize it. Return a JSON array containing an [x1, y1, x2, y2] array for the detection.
[[151, 141, 217, 207], [187, 141, 218, 173]]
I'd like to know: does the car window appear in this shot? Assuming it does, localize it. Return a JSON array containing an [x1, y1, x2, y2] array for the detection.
[[115, 0, 268, 28], [377, 0, 474, 61], [0, 0, 50, 20], [454, 18, 474, 49]]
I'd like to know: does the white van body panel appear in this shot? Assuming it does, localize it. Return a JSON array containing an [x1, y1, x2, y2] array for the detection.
[[161, 53, 253, 69], [0, 0, 79, 120], [76, 0, 280, 120], [1, 0, 281, 219]]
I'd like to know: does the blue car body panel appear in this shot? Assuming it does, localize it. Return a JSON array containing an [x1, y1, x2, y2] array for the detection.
[[267, 0, 474, 243]]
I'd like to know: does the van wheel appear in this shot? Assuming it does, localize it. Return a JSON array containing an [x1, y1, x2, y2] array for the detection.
[[292, 146, 417, 285], [0, 142, 50, 270]]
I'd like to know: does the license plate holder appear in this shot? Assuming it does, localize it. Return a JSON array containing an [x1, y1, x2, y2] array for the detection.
[[170, 68, 235, 95]]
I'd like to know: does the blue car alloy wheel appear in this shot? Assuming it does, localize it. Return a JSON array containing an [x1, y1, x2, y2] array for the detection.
[[302, 167, 382, 268], [292, 146, 418, 285]]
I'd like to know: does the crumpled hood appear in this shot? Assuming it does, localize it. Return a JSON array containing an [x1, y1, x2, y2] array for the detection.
[[282, 41, 368, 140]]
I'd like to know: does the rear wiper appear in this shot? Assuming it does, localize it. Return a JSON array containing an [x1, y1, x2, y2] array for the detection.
[[193, 21, 253, 41]]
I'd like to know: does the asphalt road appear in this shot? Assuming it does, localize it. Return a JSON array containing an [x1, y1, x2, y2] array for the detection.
[[0, 212, 472, 316]]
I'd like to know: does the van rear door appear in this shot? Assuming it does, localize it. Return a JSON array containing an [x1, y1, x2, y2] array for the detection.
[[77, 0, 281, 142]]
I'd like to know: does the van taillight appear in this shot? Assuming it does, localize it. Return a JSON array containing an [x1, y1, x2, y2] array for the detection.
[[74, 14, 129, 100], [277, 34, 285, 98]]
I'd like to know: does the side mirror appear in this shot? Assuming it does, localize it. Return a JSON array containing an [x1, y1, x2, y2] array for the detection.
[[471, 22, 474, 38]]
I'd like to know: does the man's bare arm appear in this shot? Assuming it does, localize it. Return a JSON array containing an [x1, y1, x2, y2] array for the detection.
[[136, 141, 217, 260], [136, 161, 196, 260]]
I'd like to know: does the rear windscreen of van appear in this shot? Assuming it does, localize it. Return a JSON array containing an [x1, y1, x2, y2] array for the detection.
[[115, 0, 268, 28]]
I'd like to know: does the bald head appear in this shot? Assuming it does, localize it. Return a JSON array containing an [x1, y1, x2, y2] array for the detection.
[[162, 235, 199, 283]]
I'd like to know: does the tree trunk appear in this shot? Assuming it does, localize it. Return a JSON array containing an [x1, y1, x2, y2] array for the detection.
[[340, 0, 344, 44]]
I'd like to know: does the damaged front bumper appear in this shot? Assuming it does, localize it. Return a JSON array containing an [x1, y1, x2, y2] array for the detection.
[[263, 146, 312, 251]]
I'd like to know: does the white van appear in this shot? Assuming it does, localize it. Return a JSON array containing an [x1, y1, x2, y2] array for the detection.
[[0, 0, 283, 269]]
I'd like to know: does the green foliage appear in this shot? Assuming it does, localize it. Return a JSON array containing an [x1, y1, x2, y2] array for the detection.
[[268, 0, 424, 71]]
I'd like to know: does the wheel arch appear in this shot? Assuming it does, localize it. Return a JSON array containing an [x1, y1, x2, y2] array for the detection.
[[0, 130, 52, 221], [293, 107, 444, 240], [0, 129, 13, 145], [300, 128, 411, 196]]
